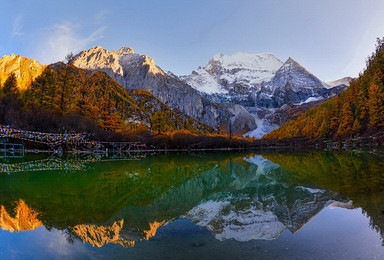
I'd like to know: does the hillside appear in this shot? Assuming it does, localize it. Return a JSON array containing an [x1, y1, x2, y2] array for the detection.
[[0, 60, 212, 139], [71, 47, 236, 128], [28, 63, 212, 134], [0, 54, 46, 91], [264, 38, 384, 140]]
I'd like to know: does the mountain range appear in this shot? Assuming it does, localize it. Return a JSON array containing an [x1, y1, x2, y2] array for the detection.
[[71, 47, 348, 137], [181, 52, 346, 108], [181, 52, 348, 137], [71, 47, 236, 129], [0, 46, 351, 139]]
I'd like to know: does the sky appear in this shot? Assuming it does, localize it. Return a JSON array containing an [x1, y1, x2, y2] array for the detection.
[[1, 0, 384, 81]]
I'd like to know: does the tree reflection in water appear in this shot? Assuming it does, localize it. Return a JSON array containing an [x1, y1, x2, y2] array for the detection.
[[0, 150, 383, 247]]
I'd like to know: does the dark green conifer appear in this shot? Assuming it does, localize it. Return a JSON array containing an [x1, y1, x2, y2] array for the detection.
[[3, 73, 19, 95]]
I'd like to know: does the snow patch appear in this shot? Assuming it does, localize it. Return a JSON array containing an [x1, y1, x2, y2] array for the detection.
[[295, 96, 324, 105], [181, 68, 228, 94], [243, 113, 279, 139]]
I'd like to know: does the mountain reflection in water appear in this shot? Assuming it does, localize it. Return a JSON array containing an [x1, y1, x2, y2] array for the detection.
[[0, 151, 383, 251]]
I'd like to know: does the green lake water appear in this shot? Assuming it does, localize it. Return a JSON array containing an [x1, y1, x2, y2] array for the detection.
[[1, 150, 384, 259]]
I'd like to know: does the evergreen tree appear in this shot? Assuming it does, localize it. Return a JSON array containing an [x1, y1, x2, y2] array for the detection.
[[352, 118, 362, 133], [3, 73, 19, 96], [151, 111, 164, 134], [29, 68, 58, 109]]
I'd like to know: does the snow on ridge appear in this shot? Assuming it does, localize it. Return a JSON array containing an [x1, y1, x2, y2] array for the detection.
[[210, 52, 283, 71], [182, 52, 335, 96], [181, 68, 228, 94], [294, 96, 324, 106], [182, 52, 284, 95], [265, 57, 331, 92]]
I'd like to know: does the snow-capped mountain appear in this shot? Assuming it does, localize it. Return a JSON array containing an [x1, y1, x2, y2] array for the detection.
[[72, 46, 257, 129], [181, 52, 283, 94], [181, 52, 348, 137], [258, 57, 341, 108], [182, 53, 343, 108], [265, 57, 329, 91]]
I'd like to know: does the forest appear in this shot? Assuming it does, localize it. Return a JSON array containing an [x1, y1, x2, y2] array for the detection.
[[0, 62, 254, 148]]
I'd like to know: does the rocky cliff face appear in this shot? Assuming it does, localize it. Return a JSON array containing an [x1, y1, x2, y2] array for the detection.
[[225, 104, 258, 135], [0, 54, 46, 90], [259, 58, 338, 108], [72, 47, 240, 128]]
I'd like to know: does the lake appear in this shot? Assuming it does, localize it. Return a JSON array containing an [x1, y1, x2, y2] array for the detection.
[[0, 150, 384, 259]]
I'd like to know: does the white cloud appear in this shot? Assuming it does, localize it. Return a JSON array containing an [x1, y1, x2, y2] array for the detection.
[[12, 14, 24, 37], [95, 9, 110, 24], [36, 21, 106, 64]]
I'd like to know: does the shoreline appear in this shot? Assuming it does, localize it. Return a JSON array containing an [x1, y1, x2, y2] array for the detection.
[[23, 145, 383, 155]]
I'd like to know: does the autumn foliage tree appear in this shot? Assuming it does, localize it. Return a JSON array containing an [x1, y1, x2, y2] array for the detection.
[[368, 83, 384, 128], [97, 99, 121, 132]]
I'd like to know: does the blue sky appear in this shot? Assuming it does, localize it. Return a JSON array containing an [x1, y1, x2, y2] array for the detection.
[[1, 0, 384, 81]]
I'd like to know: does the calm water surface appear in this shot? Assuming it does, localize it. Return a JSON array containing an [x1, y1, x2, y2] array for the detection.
[[1, 150, 384, 259]]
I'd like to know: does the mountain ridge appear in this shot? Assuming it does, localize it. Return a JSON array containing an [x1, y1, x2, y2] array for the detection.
[[72, 46, 258, 131], [182, 52, 341, 109], [0, 48, 353, 139], [181, 52, 283, 95]]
